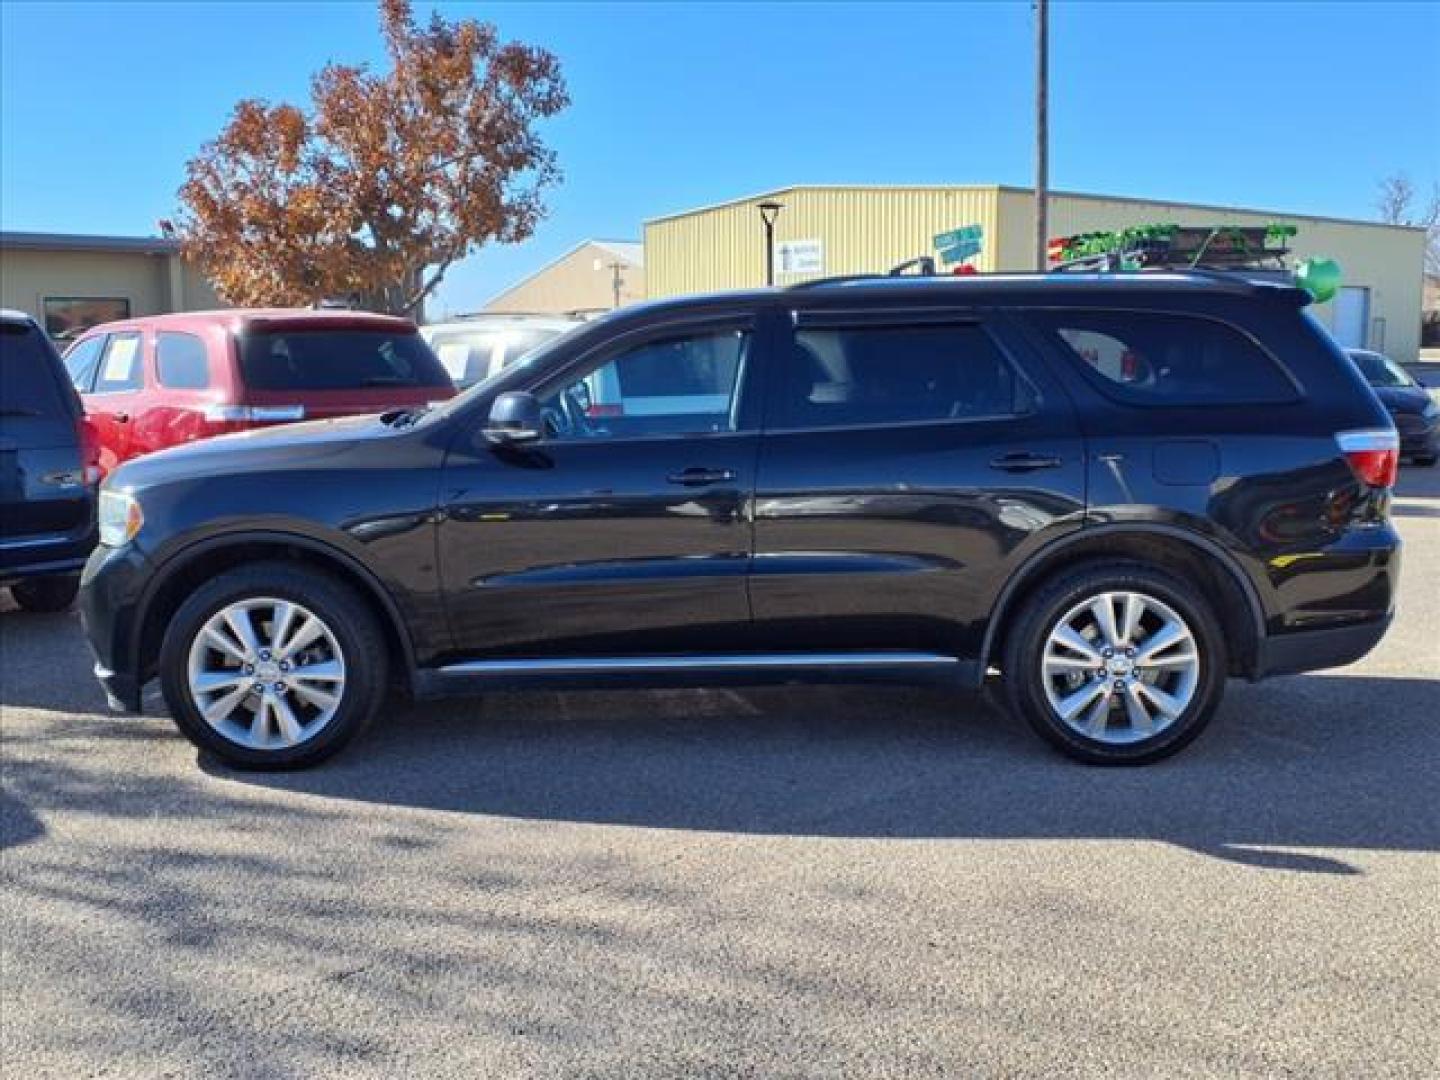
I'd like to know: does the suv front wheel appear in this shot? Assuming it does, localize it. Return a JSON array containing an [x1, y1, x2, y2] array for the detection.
[[159, 563, 387, 769], [1002, 562, 1227, 765]]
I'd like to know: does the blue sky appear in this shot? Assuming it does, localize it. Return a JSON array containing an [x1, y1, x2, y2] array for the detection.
[[3, 1, 1437, 314]]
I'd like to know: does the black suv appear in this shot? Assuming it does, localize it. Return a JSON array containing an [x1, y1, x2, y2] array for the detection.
[[2, 310, 98, 611], [79, 273, 1401, 768]]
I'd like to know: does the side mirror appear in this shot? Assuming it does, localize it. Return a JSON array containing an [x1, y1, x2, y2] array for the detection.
[[484, 391, 543, 444]]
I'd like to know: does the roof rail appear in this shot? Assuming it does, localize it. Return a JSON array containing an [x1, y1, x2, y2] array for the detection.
[[786, 274, 886, 290]]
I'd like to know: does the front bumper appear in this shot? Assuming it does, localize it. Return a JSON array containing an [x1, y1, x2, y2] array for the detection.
[[79, 542, 156, 713]]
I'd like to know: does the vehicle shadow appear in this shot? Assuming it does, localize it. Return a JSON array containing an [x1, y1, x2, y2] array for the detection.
[[210, 671, 1440, 874]]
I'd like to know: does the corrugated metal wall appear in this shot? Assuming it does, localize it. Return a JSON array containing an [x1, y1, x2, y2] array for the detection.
[[644, 185, 1426, 362], [998, 189, 1427, 361], [644, 186, 1002, 296], [483, 242, 646, 316]]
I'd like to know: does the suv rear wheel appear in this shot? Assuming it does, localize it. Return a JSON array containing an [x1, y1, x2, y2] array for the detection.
[[159, 563, 387, 769], [1002, 562, 1227, 765]]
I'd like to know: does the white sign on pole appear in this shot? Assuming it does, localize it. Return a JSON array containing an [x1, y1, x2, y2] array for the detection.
[[777, 238, 824, 275]]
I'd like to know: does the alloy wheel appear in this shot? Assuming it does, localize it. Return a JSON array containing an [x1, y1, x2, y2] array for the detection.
[[1039, 590, 1201, 745], [186, 597, 347, 750]]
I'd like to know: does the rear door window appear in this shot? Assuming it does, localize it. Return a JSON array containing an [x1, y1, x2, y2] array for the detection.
[[239, 329, 452, 391], [92, 332, 145, 393], [63, 334, 106, 392], [156, 331, 211, 389], [775, 321, 1032, 430], [1, 321, 66, 419], [1030, 310, 1298, 405]]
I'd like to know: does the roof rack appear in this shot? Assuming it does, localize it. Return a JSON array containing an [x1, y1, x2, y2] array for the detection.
[[1048, 224, 1294, 275]]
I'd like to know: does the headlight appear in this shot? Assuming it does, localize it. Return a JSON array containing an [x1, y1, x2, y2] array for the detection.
[[98, 489, 144, 547], [1423, 398, 1439, 420]]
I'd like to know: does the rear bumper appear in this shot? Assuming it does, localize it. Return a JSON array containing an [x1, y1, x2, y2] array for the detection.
[[1, 524, 96, 587], [0, 554, 89, 589], [1254, 613, 1393, 679]]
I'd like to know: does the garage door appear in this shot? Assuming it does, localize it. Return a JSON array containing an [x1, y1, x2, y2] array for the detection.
[[1332, 286, 1370, 349]]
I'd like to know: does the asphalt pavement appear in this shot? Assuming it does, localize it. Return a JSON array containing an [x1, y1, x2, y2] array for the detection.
[[2, 468, 1437, 1078]]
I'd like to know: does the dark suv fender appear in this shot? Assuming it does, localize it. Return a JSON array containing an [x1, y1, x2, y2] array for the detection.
[[979, 522, 1269, 678], [130, 529, 421, 688]]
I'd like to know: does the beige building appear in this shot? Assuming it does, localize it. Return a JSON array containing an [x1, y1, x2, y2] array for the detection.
[[483, 239, 644, 317], [0, 231, 222, 340], [645, 185, 1428, 361]]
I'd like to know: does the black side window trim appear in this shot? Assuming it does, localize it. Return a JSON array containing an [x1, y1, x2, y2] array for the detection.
[[1021, 305, 1305, 408]]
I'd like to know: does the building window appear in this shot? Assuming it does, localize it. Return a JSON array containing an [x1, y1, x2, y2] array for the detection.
[[43, 297, 131, 342]]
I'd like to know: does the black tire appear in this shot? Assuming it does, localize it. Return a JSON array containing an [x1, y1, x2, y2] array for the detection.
[[159, 562, 388, 769], [1001, 561, 1227, 765], [10, 575, 79, 613]]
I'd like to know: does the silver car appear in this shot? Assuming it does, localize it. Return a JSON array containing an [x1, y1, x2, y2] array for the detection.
[[420, 315, 582, 390]]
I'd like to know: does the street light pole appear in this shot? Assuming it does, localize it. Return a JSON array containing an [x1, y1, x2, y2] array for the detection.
[[757, 201, 783, 286], [1034, 0, 1049, 272]]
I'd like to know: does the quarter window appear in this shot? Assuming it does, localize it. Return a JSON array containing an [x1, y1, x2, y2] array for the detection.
[[776, 322, 1029, 430], [93, 332, 145, 393], [541, 329, 749, 441], [156, 332, 211, 389], [1033, 310, 1297, 405]]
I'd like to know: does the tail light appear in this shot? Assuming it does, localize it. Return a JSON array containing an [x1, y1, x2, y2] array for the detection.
[[1337, 429, 1399, 489], [77, 416, 103, 484]]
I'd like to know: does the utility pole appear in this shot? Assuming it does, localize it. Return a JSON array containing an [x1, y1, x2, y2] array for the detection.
[[1034, 0, 1049, 271], [608, 261, 624, 308]]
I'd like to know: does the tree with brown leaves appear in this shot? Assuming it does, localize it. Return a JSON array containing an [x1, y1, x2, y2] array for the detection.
[[165, 0, 567, 315]]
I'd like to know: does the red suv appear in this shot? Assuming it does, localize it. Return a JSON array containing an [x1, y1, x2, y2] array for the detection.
[[62, 309, 455, 471]]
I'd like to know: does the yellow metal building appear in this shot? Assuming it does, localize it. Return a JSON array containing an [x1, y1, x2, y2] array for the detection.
[[482, 239, 644, 317], [644, 185, 1428, 361]]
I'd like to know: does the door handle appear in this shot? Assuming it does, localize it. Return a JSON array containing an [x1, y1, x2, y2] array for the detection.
[[989, 451, 1062, 473], [666, 467, 737, 487], [113, 412, 131, 423]]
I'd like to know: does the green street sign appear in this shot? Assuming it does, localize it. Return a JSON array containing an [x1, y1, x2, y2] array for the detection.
[[934, 224, 983, 251], [934, 223, 984, 266]]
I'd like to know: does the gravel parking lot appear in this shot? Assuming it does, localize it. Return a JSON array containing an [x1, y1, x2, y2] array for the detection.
[[3, 469, 1437, 1078]]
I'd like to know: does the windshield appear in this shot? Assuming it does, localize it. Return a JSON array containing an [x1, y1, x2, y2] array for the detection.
[[239, 328, 452, 391], [1350, 350, 1414, 388], [426, 325, 565, 389]]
